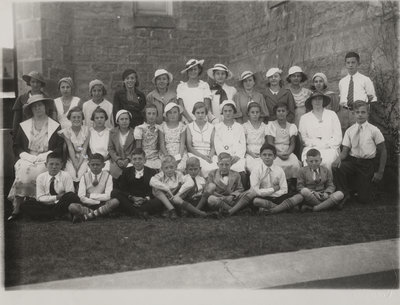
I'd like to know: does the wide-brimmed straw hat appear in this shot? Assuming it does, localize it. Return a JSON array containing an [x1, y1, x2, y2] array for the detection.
[[266, 68, 283, 78], [207, 63, 233, 80], [23, 94, 53, 116], [22, 71, 46, 86], [305, 91, 331, 110], [180, 59, 205, 74], [286, 66, 308, 83], [163, 102, 183, 117], [152, 69, 173, 84]]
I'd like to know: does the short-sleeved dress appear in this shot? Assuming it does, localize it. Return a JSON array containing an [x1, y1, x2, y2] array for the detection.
[[134, 122, 162, 170], [176, 80, 212, 122], [187, 121, 218, 177], [54, 96, 81, 129], [266, 120, 301, 179], [289, 87, 312, 127], [160, 121, 188, 171], [59, 125, 90, 182], [89, 127, 110, 171], [243, 121, 268, 173]]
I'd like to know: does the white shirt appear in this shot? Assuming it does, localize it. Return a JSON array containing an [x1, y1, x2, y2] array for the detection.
[[36, 171, 75, 203], [299, 109, 342, 150], [177, 80, 212, 120], [82, 99, 114, 129], [54, 96, 81, 129], [89, 127, 110, 158], [342, 121, 384, 159], [135, 169, 144, 179], [214, 121, 246, 158], [338, 72, 377, 106], [78, 170, 113, 205], [250, 162, 287, 198]]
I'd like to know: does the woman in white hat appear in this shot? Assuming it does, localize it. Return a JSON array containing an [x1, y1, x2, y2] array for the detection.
[[207, 63, 237, 123], [299, 91, 342, 169], [108, 110, 136, 178], [82, 79, 114, 129], [7, 95, 63, 220], [177, 59, 213, 123], [159, 103, 188, 171], [146, 69, 177, 124], [263, 68, 296, 123], [186, 102, 218, 177], [310, 72, 340, 113], [286, 65, 312, 127], [113, 69, 147, 129], [214, 100, 247, 181], [12, 71, 55, 140], [54, 77, 82, 129], [232, 71, 269, 124]]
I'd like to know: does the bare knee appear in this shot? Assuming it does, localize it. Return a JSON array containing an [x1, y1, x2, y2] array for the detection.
[[332, 191, 344, 202]]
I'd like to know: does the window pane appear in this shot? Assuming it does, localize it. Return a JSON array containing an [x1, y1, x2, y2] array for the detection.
[[135, 1, 172, 16]]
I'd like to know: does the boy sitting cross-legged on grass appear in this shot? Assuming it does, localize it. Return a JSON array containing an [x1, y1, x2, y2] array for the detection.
[[249, 143, 290, 215], [110, 148, 164, 219], [68, 153, 118, 223], [267, 148, 344, 214], [196, 152, 254, 215], [21, 152, 81, 220], [150, 155, 216, 219]]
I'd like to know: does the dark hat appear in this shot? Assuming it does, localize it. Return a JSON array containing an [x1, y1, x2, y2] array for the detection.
[[22, 71, 46, 86], [305, 91, 331, 111]]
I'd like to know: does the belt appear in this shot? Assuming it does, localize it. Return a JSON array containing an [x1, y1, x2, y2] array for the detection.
[[348, 155, 375, 162]]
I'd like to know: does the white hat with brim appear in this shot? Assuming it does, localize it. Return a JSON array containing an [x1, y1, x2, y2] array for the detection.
[[152, 69, 173, 85], [163, 102, 183, 117], [180, 59, 205, 74], [286, 65, 308, 83], [266, 68, 283, 78], [22, 71, 46, 86], [207, 64, 233, 80], [23, 94, 54, 116], [219, 100, 237, 114], [305, 91, 331, 111], [239, 71, 254, 81], [312, 72, 328, 86]]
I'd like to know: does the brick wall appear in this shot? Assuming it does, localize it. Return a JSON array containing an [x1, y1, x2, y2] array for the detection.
[[15, 1, 231, 101]]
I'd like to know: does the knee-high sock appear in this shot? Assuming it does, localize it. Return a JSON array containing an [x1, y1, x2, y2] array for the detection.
[[92, 199, 119, 217], [270, 194, 303, 214], [313, 191, 344, 212], [228, 190, 256, 216], [182, 201, 206, 217], [196, 191, 211, 210]]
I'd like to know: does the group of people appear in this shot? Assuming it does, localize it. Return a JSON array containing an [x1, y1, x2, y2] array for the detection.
[[6, 51, 387, 222]]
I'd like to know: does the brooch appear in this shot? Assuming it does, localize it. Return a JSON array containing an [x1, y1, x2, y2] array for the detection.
[[224, 145, 229, 150]]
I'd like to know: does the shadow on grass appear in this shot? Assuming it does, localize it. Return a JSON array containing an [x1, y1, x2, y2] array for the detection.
[[4, 193, 399, 287]]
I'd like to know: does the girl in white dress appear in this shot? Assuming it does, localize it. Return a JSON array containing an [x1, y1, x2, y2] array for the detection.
[[58, 106, 90, 183], [207, 63, 237, 124], [88, 107, 110, 171], [299, 91, 342, 170], [54, 77, 81, 129], [159, 103, 188, 171], [186, 102, 218, 177], [214, 100, 247, 185], [177, 59, 213, 123], [243, 102, 268, 173], [266, 102, 301, 191]]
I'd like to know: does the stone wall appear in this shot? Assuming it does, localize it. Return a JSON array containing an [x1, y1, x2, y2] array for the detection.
[[226, 1, 398, 93]]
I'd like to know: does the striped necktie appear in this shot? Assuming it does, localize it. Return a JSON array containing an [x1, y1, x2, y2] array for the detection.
[[347, 75, 354, 108]]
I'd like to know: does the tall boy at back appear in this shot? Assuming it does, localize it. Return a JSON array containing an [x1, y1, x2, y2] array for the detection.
[[338, 51, 377, 132], [332, 100, 386, 205]]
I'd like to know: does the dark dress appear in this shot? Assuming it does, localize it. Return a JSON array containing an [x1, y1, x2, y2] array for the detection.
[[113, 88, 146, 128]]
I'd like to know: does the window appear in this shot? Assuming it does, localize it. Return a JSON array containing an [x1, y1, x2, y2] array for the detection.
[[133, 1, 175, 28], [134, 1, 173, 16]]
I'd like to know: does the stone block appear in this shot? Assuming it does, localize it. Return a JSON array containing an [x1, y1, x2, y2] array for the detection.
[[23, 19, 42, 40]]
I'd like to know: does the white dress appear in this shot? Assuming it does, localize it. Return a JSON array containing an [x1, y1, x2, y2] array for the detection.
[[54, 96, 81, 129], [176, 80, 212, 121], [160, 122, 188, 171], [266, 120, 301, 179], [243, 121, 268, 173], [299, 109, 342, 170], [82, 99, 114, 129], [187, 121, 218, 177], [89, 127, 110, 171], [214, 121, 246, 172]]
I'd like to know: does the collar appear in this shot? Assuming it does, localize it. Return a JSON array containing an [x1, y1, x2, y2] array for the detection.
[[261, 162, 274, 171], [20, 117, 60, 143], [135, 168, 144, 174], [356, 121, 368, 129], [89, 170, 102, 179], [310, 167, 320, 173], [269, 88, 279, 95], [48, 171, 61, 182], [192, 121, 210, 133], [347, 71, 360, 78], [151, 89, 175, 102]]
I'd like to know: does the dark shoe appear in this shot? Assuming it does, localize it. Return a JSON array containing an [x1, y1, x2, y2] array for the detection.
[[257, 207, 272, 216], [7, 213, 20, 222], [301, 205, 313, 213], [206, 211, 221, 219], [137, 210, 149, 221], [72, 214, 85, 224], [336, 194, 350, 210], [218, 207, 230, 218]]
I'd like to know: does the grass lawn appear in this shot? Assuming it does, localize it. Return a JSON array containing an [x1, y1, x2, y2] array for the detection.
[[4, 192, 399, 287]]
